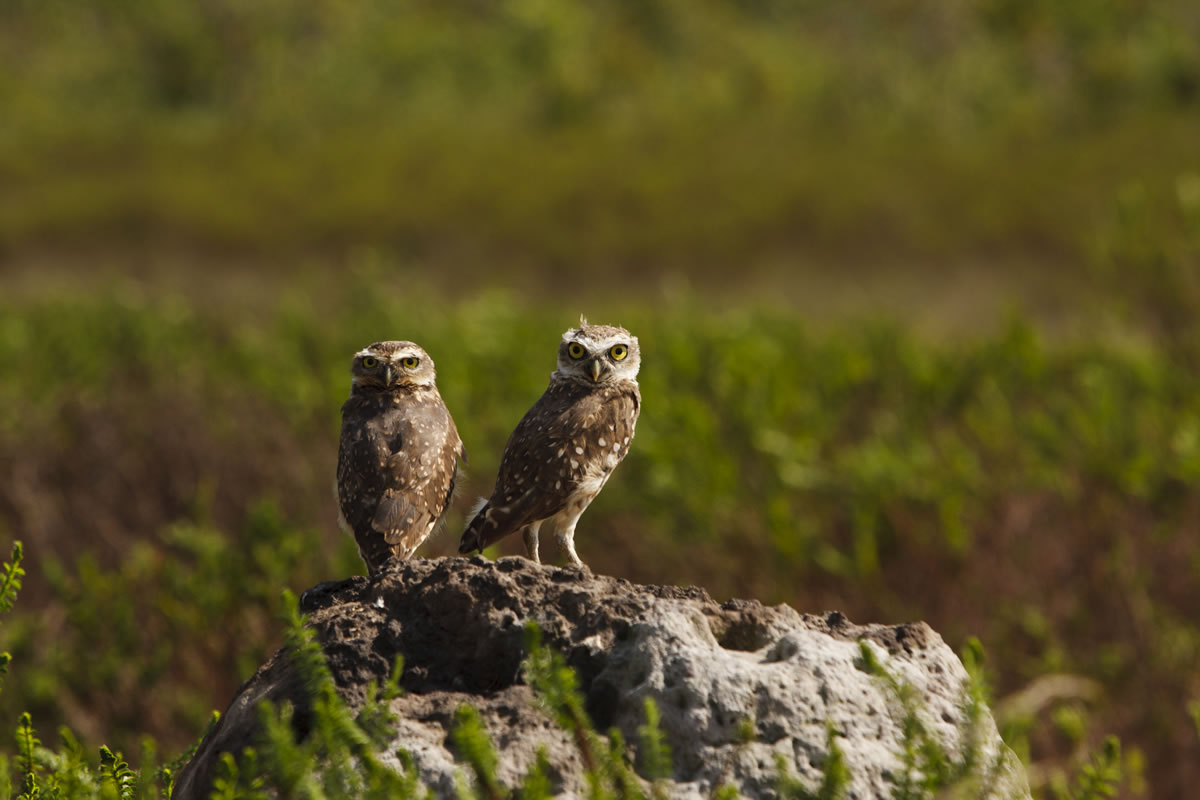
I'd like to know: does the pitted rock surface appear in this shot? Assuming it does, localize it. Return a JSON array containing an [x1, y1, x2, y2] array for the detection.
[[174, 557, 1028, 799]]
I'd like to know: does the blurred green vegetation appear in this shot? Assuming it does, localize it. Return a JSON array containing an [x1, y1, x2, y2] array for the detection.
[[0, 227, 1197, 794], [0, 0, 1197, 261], [2, 0, 1200, 796]]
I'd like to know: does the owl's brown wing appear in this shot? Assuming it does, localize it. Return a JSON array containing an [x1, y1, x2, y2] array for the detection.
[[339, 392, 462, 572], [432, 415, 467, 532], [459, 380, 639, 553], [371, 470, 434, 546]]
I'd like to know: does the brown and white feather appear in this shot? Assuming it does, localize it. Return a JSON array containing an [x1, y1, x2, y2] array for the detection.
[[459, 320, 641, 568], [337, 341, 464, 576]]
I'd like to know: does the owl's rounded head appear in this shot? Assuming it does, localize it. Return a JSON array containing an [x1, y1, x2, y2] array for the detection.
[[349, 341, 437, 392], [554, 316, 641, 385]]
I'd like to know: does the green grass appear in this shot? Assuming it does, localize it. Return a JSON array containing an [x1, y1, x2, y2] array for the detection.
[[1, 0, 1197, 261]]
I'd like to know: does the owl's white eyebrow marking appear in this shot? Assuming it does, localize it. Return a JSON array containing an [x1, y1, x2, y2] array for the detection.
[[354, 345, 427, 361]]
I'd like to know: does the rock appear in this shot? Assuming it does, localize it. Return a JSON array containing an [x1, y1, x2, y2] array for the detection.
[[173, 557, 1029, 799]]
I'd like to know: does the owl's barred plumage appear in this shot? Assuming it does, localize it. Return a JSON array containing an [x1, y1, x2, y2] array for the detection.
[[337, 341, 465, 577], [459, 319, 641, 568]]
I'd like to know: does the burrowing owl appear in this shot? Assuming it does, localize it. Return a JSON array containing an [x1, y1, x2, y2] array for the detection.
[[337, 341, 465, 576], [459, 318, 641, 568]]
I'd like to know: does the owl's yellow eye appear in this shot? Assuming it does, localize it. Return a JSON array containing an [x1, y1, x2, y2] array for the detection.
[[361, 356, 378, 368], [568, 342, 586, 359], [609, 344, 628, 361], [402, 356, 419, 369]]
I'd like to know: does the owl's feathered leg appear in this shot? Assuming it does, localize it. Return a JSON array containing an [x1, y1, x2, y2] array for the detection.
[[521, 520, 543, 563], [553, 508, 589, 570]]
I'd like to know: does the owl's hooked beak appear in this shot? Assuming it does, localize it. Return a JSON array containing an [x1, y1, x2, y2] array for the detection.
[[590, 358, 604, 382], [383, 364, 397, 386]]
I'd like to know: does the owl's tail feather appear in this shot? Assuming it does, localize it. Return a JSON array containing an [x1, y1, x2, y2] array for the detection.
[[458, 498, 491, 554]]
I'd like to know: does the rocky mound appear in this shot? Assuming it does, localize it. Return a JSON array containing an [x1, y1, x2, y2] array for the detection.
[[173, 556, 1028, 799]]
